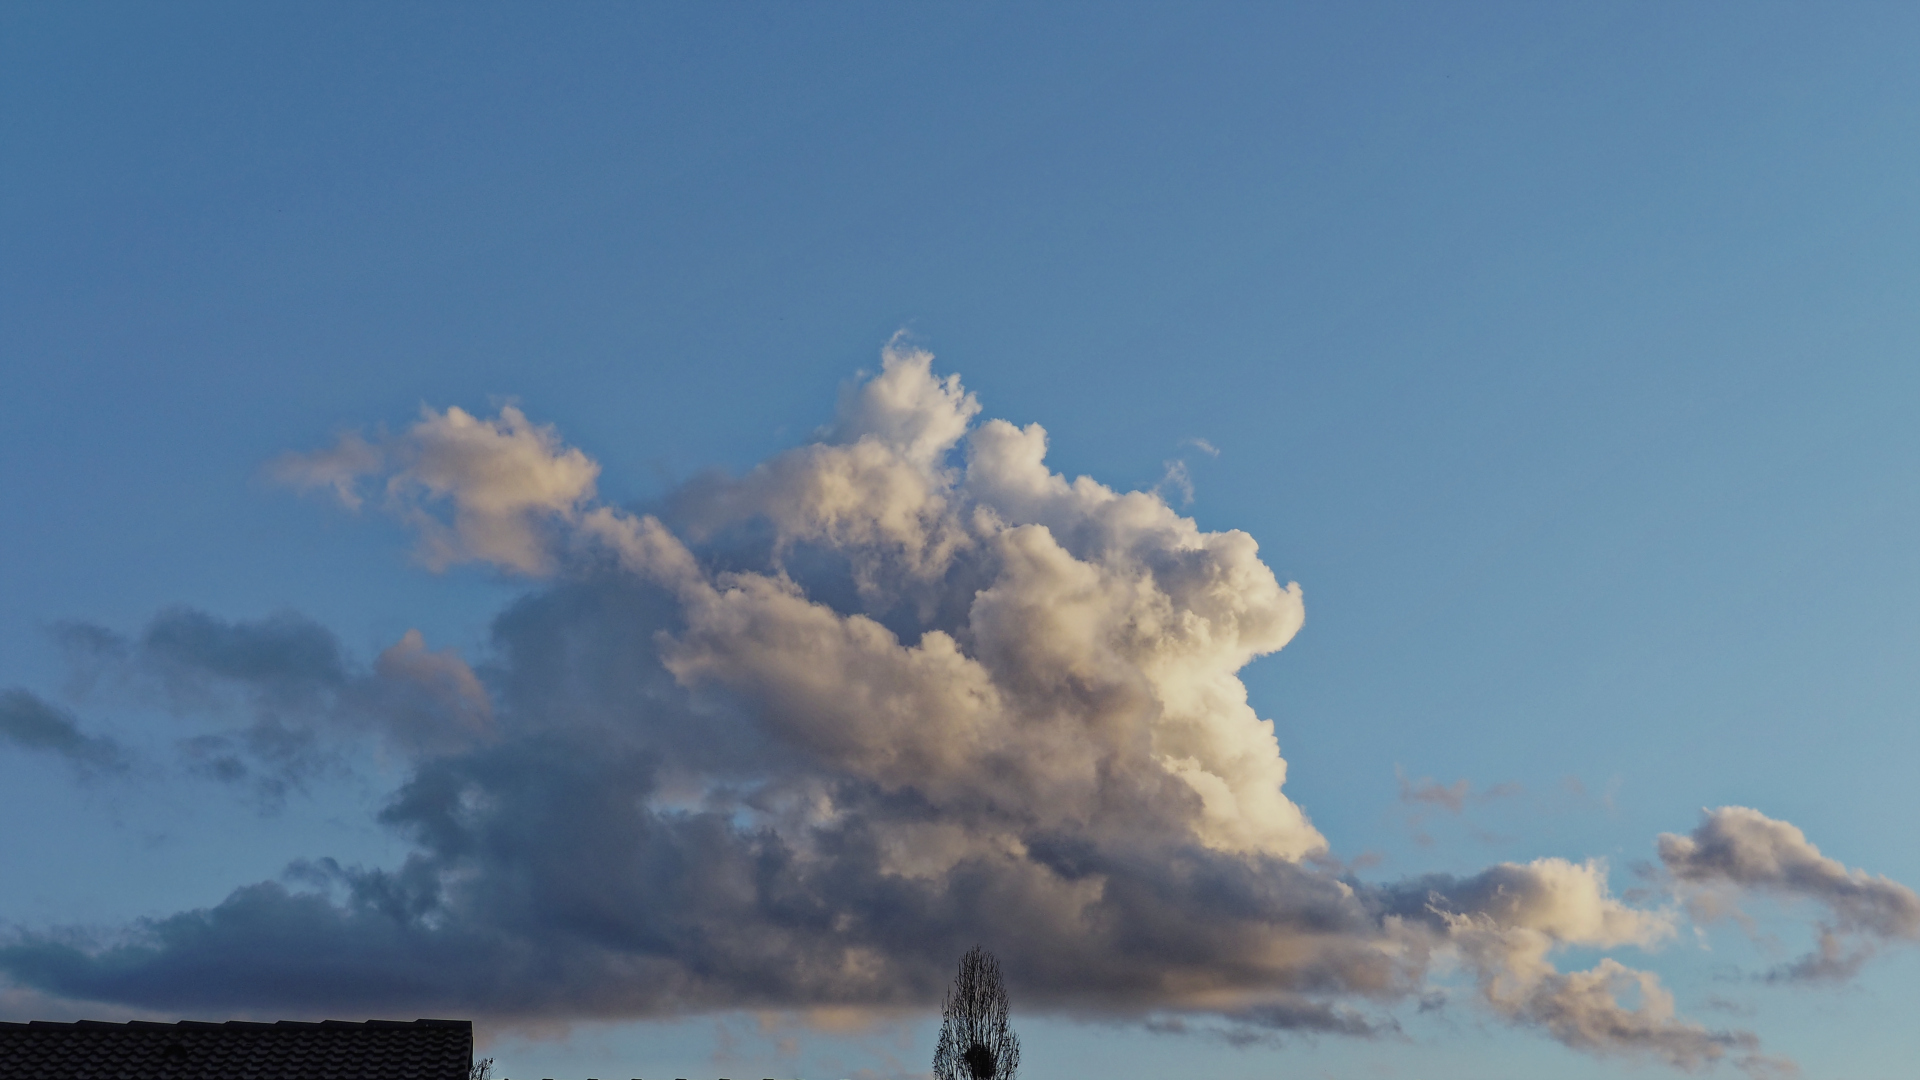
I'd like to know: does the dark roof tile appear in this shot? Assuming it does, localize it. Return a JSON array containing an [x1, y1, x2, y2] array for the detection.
[[0, 1018, 471, 1080]]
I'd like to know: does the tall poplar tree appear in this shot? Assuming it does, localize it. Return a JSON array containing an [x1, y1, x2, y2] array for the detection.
[[933, 946, 1020, 1080]]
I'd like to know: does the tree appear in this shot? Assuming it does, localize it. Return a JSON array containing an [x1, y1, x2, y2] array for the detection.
[[933, 946, 1020, 1080]]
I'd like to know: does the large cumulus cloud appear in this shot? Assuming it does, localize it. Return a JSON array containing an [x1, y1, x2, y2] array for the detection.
[[0, 346, 1903, 1076]]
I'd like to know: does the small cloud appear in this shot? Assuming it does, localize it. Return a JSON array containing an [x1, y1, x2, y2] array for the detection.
[[268, 429, 383, 511], [1146, 1001, 1393, 1047], [1308, 849, 1383, 874], [271, 404, 600, 575], [1386, 859, 1780, 1074], [1180, 437, 1221, 457], [0, 688, 131, 778], [1157, 459, 1195, 505], [1400, 773, 1470, 813], [1660, 807, 1920, 985], [1396, 766, 1522, 815], [1702, 994, 1756, 1017]]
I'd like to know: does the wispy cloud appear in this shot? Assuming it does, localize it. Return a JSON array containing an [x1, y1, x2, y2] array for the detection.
[[1397, 769, 1524, 815], [0, 689, 129, 778], [1156, 459, 1194, 505]]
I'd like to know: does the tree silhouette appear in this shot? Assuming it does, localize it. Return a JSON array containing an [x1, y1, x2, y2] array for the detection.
[[933, 946, 1020, 1080]]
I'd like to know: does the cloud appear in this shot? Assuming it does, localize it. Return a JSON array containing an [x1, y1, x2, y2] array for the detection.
[[272, 404, 599, 574], [54, 608, 493, 801], [1378, 855, 1790, 1076], [1394, 770, 1524, 849], [1397, 770, 1523, 815], [1145, 998, 1391, 1045], [0, 347, 1904, 1076], [1400, 773, 1471, 814], [0, 689, 129, 777], [1659, 806, 1920, 983], [267, 429, 382, 510], [1156, 460, 1194, 506]]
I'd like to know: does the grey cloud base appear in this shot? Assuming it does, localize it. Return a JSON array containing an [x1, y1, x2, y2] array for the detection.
[[3, 349, 1908, 1077], [7, 580, 1395, 1022]]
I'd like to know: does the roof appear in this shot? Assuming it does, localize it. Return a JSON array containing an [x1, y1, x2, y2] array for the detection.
[[0, 1018, 472, 1080]]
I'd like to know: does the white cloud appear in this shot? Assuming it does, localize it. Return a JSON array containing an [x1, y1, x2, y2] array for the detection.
[[273, 404, 599, 574]]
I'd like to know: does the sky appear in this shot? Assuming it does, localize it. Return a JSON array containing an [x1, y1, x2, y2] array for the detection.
[[3, 3, 1920, 1078]]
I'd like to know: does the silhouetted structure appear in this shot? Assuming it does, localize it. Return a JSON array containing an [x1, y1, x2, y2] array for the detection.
[[932, 946, 1020, 1080], [0, 1018, 471, 1080]]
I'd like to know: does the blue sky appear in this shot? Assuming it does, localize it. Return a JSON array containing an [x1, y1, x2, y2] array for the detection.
[[4, 4, 1919, 1079]]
